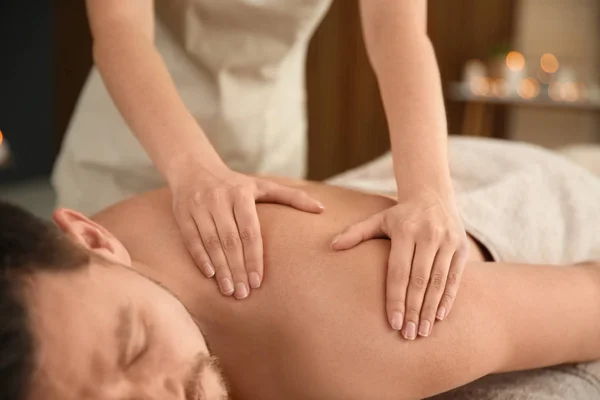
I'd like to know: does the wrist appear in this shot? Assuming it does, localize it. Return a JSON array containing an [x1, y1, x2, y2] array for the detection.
[[164, 149, 227, 187], [395, 173, 454, 204]]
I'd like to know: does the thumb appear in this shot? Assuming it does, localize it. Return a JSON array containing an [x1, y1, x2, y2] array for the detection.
[[330, 213, 386, 251], [256, 180, 325, 213]]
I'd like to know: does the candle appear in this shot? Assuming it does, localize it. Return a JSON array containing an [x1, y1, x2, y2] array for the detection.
[[504, 51, 526, 96], [0, 141, 9, 167], [463, 59, 487, 83]]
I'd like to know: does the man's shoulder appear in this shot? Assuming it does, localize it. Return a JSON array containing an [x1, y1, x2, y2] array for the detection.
[[91, 187, 173, 229]]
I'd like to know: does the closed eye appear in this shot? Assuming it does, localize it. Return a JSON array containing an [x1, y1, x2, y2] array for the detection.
[[127, 337, 149, 368], [127, 316, 149, 368]]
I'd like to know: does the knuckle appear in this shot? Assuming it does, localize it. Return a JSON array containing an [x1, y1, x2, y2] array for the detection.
[[420, 304, 438, 318], [191, 190, 204, 206], [447, 272, 461, 286], [422, 224, 444, 242], [229, 267, 246, 280], [222, 232, 240, 251], [207, 188, 225, 205], [188, 244, 205, 258], [244, 259, 260, 274], [287, 188, 301, 197], [203, 235, 222, 250], [444, 232, 460, 246], [458, 238, 471, 254], [406, 306, 422, 318], [387, 298, 405, 310], [399, 220, 416, 236], [409, 274, 428, 289], [447, 232, 467, 248], [232, 186, 249, 201], [441, 293, 454, 304], [430, 273, 446, 290], [239, 228, 257, 243]]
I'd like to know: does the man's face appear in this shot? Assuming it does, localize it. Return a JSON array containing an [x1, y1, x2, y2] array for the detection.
[[25, 257, 228, 400]]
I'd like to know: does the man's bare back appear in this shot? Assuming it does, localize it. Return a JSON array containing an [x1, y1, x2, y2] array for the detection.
[[92, 180, 600, 400]]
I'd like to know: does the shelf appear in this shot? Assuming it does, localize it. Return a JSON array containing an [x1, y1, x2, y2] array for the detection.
[[447, 83, 600, 111]]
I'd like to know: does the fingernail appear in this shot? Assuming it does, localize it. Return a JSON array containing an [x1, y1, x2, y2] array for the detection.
[[220, 278, 234, 295], [235, 283, 249, 299], [390, 312, 403, 330], [317, 201, 325, 210], [437, 307, 446, 320], [403, 322, 417, 340], [203, 263, 215, 278], [249, 272, 261, 289], [330, 235, 340, 248], [419, 320, 431, 337]]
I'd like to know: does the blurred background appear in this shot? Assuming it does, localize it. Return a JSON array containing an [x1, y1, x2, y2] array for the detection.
[[1, 0, 599, 219]]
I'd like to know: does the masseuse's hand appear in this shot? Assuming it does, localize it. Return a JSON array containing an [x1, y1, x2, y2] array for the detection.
[[171, 165, 324, 299], [331, 191, 469, 340]]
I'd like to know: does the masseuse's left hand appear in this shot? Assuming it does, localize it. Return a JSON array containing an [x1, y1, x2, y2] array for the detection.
[[331, 191, 469, 340]]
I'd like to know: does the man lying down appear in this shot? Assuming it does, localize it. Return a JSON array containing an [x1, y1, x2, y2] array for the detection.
[[2, 138, 600, 400]]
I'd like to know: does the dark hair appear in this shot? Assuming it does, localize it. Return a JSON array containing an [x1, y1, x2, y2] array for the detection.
[[0, 201, 89, 400]]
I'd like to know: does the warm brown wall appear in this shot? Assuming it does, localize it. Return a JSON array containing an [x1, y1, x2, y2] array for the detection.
[[305, 1, 389, 181]]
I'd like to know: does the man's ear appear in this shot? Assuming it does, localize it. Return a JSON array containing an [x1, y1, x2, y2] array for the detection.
[[52, 208, 131, 266]]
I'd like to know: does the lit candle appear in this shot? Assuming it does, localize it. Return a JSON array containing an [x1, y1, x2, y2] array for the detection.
[[463, 59, 487, 83], [540, 53, 559, 74], [556, 67, 577, 85], [504, 51, 526, 96], [0, 137, 9, 167], [0, 129, 11, 168], [463, 59, 488, 94], [518, 78, 541, 100]]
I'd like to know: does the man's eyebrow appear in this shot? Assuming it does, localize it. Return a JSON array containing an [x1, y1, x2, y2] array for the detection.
[[115, 302, 134, 367]]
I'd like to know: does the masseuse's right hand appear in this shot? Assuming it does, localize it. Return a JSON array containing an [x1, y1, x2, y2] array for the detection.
[[170, 162, 325, 299]]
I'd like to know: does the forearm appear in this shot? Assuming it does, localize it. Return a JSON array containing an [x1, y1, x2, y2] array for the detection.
[[361, 4, 451, 199], [378, 38, 451, 198], [92, 23, 224, 182]]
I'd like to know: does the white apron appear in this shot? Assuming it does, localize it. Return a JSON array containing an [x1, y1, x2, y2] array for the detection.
[[52, 0, 333, 214]]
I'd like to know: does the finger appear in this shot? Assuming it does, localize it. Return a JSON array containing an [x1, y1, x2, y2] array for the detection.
[[257, 181, 325, 213], [330, 213, 385, 251], [233, 192, 264, 290], [385, 238, 415, 334], [418, 243, 454, 337], [195, 211, 235, 297], [212, 206, 250, 300], [402, 239, 438, 340], [438, 239, 469, 320], [176, 213, 215, 278]]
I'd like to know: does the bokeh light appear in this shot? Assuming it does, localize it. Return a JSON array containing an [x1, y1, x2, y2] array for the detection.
[[506, 51, 526, 72], [560, 82, 579, 102], [540, 53, 559, 74], [549, 83, 563, 101], [470, 77, 492, 96], [518, 78, 540, 99], [492, 79, 507, 97]]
